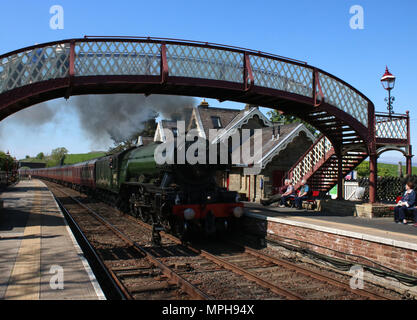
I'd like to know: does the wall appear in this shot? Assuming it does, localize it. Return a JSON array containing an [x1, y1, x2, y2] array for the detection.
[[261, 133, 313, 199], [244, 216, 417, 278], [227, 132, 313, 202]]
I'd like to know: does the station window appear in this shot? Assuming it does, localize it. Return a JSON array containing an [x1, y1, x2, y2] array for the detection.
[[211, 116, 222, 129]]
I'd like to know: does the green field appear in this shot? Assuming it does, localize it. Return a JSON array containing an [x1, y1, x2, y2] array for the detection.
[[356, 161, 417, 177], [19, 158, 47, 163], [20, 151, 106, 167], [63, 152, 106, 165]]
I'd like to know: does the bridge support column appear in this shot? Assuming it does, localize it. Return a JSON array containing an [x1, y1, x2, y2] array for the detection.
[[406, 145, 413, 176], [406, 155, 413, 176], [336, 151, 344, 200], [369, 154, 378, 204]]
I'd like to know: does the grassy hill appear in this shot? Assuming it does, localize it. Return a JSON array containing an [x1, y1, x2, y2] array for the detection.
[[19, 158, 47, 163], [63, 152, 106, 165], [356, 161, 417, 177], [20, 151, 106, 167]]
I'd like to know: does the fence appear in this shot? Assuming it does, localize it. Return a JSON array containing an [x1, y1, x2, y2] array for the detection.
[[359, 175, 417, 203]]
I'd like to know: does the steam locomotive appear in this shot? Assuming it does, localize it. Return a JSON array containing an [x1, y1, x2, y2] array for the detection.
[[25, 140, 244, 238]]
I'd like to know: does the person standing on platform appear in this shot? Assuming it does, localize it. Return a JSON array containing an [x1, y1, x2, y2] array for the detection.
[[394, 181, 416, 225]]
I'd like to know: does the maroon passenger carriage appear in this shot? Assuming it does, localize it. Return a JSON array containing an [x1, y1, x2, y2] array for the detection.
[[28, 159, 96, 192]]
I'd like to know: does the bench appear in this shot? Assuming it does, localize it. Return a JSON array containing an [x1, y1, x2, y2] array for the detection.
[[388, 196, 403, 210], [303, 191, 320, 210], [285, 191, 319, 210], [391, 196, 417, 221]]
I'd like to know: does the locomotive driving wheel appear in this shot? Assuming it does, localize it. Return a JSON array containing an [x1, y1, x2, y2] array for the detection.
[[129, 193, 139, 218], [129, 186, 150, 223]]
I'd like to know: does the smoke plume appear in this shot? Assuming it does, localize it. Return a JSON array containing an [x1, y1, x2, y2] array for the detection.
[[71, 94, 195, 144], [7, 102, 62, 126], [1, 94, 196, 148]]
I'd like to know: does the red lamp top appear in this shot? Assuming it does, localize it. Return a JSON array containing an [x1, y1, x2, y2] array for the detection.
[[380, 66, 396, 90]]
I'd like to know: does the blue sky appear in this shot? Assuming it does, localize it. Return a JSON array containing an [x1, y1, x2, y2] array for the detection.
[[0, 0, 416, 164]]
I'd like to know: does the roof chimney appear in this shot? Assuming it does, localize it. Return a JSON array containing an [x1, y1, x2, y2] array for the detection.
[[199, 99, 209, 108]]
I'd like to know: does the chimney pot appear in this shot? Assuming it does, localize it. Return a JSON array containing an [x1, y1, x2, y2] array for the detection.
[[200, 99, 209, 108]]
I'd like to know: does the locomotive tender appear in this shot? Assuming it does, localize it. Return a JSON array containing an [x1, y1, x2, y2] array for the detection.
[[27, 140, 244, 238]]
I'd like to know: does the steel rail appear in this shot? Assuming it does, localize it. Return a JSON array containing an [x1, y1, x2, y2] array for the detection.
[[50, 184, 211, 300], [52, 190, 130, 300], [197, 247, 302, 300], [127, 215, 392, 300], [228, 240, 389, 300], [124, 216, 302, 300], [50, 183, 390, 300]]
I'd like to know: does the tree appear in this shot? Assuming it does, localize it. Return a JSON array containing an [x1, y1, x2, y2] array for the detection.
[[25, 155, 30, 159], [378, 167, 391, 177], [36, 152, 45, 160], [356, 162, 369, 178], [47, 147, 68, 167], [267, 110, 318, 136], [0, 151, 15, 171]]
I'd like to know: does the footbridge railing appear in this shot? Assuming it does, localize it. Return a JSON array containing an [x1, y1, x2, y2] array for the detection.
[[288, 135, 333, 188], [0, 37, 371, 132], [375, 112, 409, 142]]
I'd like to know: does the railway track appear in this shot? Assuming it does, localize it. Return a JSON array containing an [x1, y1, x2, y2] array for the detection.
[[47, 182, 287, 300], [45, 180, 393, 300], [49, 183, 209, 300], [126, 215, 390, 300]]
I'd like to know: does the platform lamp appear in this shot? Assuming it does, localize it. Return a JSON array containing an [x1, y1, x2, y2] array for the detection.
[[380, 66, 396, 116]]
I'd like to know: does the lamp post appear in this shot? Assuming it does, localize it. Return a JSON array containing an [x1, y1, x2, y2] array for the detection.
[[5, 151, 10, 182], [380, 66, 396, 116], [13, 157, 17, 182]]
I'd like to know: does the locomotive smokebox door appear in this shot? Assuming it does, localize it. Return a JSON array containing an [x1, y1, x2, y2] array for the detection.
[[205, 211, 216, 235]]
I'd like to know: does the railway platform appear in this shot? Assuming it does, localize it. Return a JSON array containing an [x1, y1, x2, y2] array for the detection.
[[0, 179, 105, 300], [243, 202, 417, 280]]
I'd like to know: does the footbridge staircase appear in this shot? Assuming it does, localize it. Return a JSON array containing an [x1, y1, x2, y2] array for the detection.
[[288, 111, 412, 194]]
